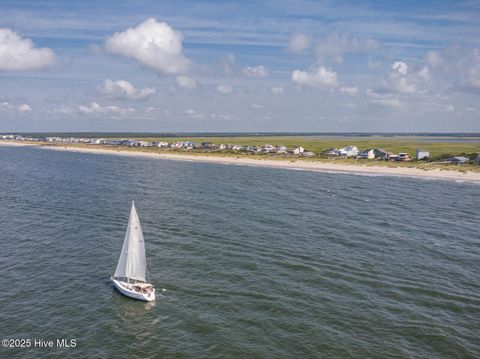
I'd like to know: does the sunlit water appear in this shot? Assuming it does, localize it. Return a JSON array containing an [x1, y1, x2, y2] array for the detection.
[[0, 146, 479, 358]]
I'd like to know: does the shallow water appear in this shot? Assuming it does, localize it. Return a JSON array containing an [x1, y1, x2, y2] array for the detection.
[[0, 146, 479, 358]]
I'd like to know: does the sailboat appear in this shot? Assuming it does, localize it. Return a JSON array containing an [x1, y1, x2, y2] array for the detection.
[[111, 201, 155, 302]]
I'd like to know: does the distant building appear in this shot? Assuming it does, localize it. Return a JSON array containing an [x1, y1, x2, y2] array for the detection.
[[324, 147, 338, 156], [157, 141, 169, 148], [261, 144, 276, 153], [293, 146, 305, 155], [395, 153, 411, 162], [337, 146, 359, 157], [374, 148, 391, 160], [416, 149, 430, 160], [445, 156, 469, 164], [475, 155, 480, 165], [358, 149, 375, 159]]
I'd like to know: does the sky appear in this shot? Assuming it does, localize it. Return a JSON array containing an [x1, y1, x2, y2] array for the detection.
[[0, 0, 480, 132]]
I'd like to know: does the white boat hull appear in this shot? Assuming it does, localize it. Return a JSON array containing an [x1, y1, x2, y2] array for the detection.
[[112, 278, 155, 302]]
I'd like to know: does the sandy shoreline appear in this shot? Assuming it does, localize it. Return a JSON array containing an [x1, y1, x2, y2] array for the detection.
[[1, 140, 480, 184]]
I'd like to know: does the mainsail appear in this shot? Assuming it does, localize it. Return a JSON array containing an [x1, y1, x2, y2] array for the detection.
[[114, 202, 148, 282]]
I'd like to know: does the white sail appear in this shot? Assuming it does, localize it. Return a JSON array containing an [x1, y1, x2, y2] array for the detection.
[[114, 202, 148, 283]]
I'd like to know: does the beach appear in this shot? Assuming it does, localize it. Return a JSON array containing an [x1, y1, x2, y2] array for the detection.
[[2, 140, 480, 184]]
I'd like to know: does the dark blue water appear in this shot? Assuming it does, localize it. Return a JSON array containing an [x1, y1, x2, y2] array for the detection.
[[0, 146, 479, 358]]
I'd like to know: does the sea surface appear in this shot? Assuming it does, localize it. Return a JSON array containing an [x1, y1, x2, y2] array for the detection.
[[0, 145, 479, 358]]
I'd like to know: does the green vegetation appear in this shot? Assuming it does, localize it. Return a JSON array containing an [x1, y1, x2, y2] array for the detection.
[[10, 135, 480, 172], [128, 135, 480, 160]]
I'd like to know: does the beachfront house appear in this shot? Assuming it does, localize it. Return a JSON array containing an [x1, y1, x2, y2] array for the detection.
[[395, 153, 412, 162], [416, 149, 430, 160], [156, 141, 170, 148], [374, 148, 391, 160], [337, 146, 359, 157], [276, 145, 288, 154], [232, 145, 245, 151], [475, 155, 480, 165], [445, 156, 469, 164], [261, 144, 276, 153], [324, 147, 338, 156], [358, 149, 375, 159], [293, 146, 305, 155]]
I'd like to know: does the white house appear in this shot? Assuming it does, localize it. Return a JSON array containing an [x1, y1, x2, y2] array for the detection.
[[293, 146, 305, 155], [358, 149, 375, 159], [337, 145, 359, 157], [416, 149, 430, 160]]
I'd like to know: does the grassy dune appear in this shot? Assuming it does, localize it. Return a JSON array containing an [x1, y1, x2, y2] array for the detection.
[[130, 135, 480, 159]]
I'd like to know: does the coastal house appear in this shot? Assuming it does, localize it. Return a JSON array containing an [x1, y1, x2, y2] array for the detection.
[[324, 147, 338, 156], [157, 141, 170, 148], [293, 146, 305, 155], [416, 149, 430, 160], [395, 153, 411, 162], [303, 151, 315, 157], [358, 149, 375, 159], [475, 155, 480, 165], [276, 145, 288, 154], [374, 148, 391, 160], [337, 146, 359, 157], [261, 144, 276, 153], [445, 156, 469, 164]]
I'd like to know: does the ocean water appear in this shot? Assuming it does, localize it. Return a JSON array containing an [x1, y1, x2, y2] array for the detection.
[[0, 145, 479, 358]]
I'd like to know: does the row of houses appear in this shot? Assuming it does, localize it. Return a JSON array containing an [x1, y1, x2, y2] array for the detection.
[[2, 134, 479, 164], [324, 145, 480, 164], [324, 146, 416, 161], [0, 134, 313, 156]]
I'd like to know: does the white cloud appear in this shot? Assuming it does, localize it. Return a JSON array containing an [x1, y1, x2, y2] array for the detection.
[[176, 75, 197, 89], [105, 18, 189, 75], [270, 86, 284, 95], [291, 67, 338, 88], [216, 84, 233, 94], [418, 66, 430, 81], [466, 49, 480, 88], [99, 79, 155, 100], [370, 98, 404, 108], [0, 102, 32, 112], [289, 33, 311, 54], [426, 51, 444, 68], [388, 61, 431, 94], [251, 103, 263, 109], [366, 89, 404, 108], [392, 61, 408, 75], [315, 34, 378, 62], [0, 28, 56, 71], [340, 86, 359, 96], [243, 65, 269, 78], [17, 104, 31, 112], [221, 53, 236, 75], [185, 109, 196, 115], [78, 102, 135, 115]]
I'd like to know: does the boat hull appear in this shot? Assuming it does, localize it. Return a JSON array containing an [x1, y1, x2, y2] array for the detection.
[[111, 278, 155, 302]]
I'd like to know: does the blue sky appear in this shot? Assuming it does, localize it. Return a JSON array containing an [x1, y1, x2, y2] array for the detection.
[[0, 0, 479, 132]]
